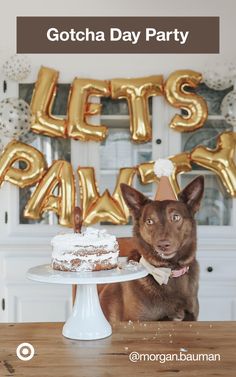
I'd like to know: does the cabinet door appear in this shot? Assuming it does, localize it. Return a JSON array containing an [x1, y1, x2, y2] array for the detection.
[[198, 253, 236, 320], [0, 251, 72, 323], [0, 82, 81, 241], [95, 97, 156, 237], [4, 283, 71, 323], [0, 255, 6, 322], [176, 84, 235, 243], [199, 297, 233, 321]]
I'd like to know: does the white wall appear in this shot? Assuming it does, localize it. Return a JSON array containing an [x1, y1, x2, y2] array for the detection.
[[0, 0, 235, 80]]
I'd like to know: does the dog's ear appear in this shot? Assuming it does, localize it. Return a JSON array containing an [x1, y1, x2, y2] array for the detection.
[[120, 184, 150, 217], [178, 176, 204, 214]]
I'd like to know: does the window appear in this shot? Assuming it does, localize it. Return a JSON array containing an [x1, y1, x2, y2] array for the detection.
[[180, 83, 233, 226], [19, 84, 71, 225]]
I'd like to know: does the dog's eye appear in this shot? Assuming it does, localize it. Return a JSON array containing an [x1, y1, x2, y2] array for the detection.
[[145, 218, 154, 225], [172, 214, 181, 222]]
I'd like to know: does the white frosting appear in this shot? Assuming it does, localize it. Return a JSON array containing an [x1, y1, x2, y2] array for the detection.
[[52, 249, 118, 263], [51, 227, 117, 249], [51, 227, 119, 271]]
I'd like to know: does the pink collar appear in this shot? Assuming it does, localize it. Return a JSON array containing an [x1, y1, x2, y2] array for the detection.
[[171, 266, 189, 278], [140, 257, 189, 285]]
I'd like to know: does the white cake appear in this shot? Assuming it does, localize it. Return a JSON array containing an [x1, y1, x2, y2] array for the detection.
[[51, 228, 119, 272]]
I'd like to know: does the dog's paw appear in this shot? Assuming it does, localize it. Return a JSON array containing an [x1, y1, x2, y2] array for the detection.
[[173, 316, 184, 322], [170, 310, 185, 322], [127, 249, 141, 262]]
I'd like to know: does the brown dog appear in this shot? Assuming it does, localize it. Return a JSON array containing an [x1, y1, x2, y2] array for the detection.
[[100, 176, 204, 322]]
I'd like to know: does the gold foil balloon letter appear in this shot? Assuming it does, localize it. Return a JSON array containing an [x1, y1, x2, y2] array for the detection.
[[67, 78, 110, 141], [111, 76, 163, 143], [0, 140, 46, 188], [165, 70, 208, 132], [24, 160, 75, 227], [31, 66, 67, 138], [138, 152, 192, 194], [77, 167, 136, 225], [191, 131, 236, 197]]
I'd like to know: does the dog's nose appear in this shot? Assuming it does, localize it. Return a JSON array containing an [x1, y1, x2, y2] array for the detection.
[[157, 240, 170, 251]]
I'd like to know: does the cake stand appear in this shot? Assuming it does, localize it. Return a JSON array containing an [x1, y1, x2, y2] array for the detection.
[[27, 258, 148, 341]]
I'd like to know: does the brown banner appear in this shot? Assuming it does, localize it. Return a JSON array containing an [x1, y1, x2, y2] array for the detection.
[[17, 17, 219, 54]]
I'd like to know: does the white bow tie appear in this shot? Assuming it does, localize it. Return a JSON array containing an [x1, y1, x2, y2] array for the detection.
[[140, 256, 172, 285]]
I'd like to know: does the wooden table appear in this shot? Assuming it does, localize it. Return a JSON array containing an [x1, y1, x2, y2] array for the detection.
[[0, 321, 235, 376]]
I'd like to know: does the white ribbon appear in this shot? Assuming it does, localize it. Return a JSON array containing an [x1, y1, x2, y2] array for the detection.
[[140, 256, 172, 285]]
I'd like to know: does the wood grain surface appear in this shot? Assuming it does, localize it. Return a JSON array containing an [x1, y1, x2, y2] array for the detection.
[[0, 321, 235, 376]]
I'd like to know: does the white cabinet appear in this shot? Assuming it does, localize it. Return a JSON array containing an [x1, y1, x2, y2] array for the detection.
[[0, 248, 72, 323], [0, 247, 236, 322], [198, 249, 236, 320]]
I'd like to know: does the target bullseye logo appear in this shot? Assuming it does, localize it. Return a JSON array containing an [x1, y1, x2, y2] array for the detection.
[[16, 343, 35, 361]]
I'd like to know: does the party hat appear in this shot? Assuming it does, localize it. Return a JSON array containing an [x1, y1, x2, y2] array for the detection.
[[154, 159, 177, 201]]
